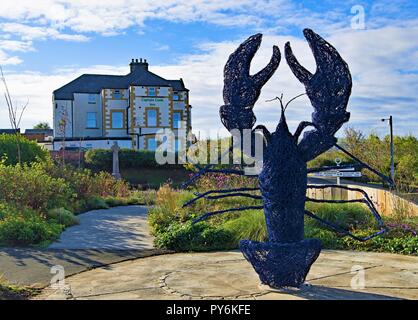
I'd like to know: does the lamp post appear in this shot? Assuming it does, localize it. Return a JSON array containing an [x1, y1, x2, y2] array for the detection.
[[381, 115, 395, 185]]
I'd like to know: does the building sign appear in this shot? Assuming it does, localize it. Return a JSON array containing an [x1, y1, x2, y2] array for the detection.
[[141, 98, 164, 102], [310, 157, 362, 185], [312, 171, 362, 177]]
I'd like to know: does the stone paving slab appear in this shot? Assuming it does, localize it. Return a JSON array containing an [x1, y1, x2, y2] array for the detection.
[[37, 250, 418, 300], [49, 205, 153, 250]]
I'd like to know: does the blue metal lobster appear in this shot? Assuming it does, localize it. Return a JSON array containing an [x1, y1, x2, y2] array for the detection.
[[183, 29, 390, 289]]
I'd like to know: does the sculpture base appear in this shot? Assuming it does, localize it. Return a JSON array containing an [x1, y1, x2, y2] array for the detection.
[[240, 239, 321, 289], [258, 282, 312, 293]]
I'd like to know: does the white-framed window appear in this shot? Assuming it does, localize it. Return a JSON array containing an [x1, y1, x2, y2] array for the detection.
[[86, 112, 97, 128], [148, 87, 156, 96], [88, 94, 96, 104], [146, 109, 158, 127], [113, 90, 122, 99], [111, 111, 124, 129], [173, 111, 182, 129]]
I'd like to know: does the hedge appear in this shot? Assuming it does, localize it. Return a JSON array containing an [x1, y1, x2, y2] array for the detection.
[[85, 149, 181, 170], [0, 134, 49, 165]]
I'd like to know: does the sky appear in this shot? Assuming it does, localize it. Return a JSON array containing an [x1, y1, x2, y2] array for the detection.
[[0, 0, 417, 138]]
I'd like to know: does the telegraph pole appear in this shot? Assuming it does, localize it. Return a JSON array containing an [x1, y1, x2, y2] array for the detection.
[[381, 115, 395, 185]]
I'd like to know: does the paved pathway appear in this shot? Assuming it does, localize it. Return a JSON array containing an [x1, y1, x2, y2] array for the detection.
[[49, 205, 153, 250], [0, 206, 163, 287], [38, 250, 418, 300]]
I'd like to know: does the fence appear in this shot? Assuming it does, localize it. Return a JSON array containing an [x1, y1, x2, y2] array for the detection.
[[307, 183, 418, 217], [50, 150, 85, 167]]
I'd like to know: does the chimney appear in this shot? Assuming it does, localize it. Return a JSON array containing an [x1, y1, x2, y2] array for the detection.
[[129, 58, 149, 73]]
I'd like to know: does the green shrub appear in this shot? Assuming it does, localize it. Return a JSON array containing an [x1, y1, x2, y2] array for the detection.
[[45, 164, 131, 201], [127, 190, 157, 205], [148, 185, 182, 234], [308, 149, 352, 169], [0, 206, 63, 246], [154, 221, 236, 251], [0, 159, 142, 246], [194, 172, 258, 191], [104, 197, 128, 207], [85, 149, 179, 171], [0, 134, 49, 165], [148, 186, 418, 256], [47, 208, 79, 227], [223, 209, 267, 243], [304, 225, 345, 249], [305, 202, 374, 230], [305, 225, 418, 255], [0, 162, 71, 211], [85, 197, 109, 210]]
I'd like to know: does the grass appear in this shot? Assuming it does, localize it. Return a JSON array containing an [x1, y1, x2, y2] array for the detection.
[[149, 187, 418, 255], [121, 167, 190, 188], [0, 277, 40, 300], [223, 209, 267, 243], [305, 202, 375, 230]]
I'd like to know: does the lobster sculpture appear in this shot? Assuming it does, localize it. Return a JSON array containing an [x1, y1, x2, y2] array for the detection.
[[183, 29, 389, 288]]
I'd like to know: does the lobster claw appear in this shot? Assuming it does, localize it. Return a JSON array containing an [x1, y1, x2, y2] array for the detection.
[[285, 28, 352, 134], [221, 33, 281, 131]]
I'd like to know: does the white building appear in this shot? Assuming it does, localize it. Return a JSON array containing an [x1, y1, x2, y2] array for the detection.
[[52, 58, 192, 151]]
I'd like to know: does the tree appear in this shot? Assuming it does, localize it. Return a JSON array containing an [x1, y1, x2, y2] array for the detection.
[[343, 128, 418, 188], [0, 66, 28, 164], [33, 122, 51, 130]]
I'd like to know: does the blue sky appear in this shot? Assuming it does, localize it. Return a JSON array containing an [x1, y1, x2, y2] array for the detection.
[[0, 0, 417, 137]]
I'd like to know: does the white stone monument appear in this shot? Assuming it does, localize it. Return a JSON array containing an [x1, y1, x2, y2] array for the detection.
[[111, 141, 121, 180]]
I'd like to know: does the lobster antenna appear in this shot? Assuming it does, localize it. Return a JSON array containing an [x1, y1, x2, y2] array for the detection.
[[266, 94, 285, 113], [284, 93, 306, 111]]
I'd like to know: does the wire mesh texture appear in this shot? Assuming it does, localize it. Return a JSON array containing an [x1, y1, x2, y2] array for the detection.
[[181, 28, 391, 289]]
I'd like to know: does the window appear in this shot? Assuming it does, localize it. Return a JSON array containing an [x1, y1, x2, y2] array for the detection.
[[148, 87, 156, 96], [113, 90, 122, 99], [173, 111, 182, 129], [146, 109, 158, 127], [147, 137, 157, 151], [88, 94, 96, 104], [111, 111, 124, 129], [173, 92, 180, 100], [86, 112, 97, 128]]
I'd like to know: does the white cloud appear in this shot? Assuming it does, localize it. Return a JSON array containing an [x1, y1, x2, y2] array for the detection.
[[1, 23, 417, 137], [0, 23, 89, 42], [0, 50, 22, 65], [0, 1, 417, 136], [0, 0, 347, 39], [149, 25, 418, 137], [0, 39, 33, 52]]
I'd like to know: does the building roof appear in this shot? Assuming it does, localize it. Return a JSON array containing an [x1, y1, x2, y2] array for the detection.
[[0, 129, 19, 134], [53, 59, 188, 100], [25, 129, 54, 135], [167, 79, 187, 91]]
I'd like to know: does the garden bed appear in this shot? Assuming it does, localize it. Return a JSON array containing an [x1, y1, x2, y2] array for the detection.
[[148, 174, 418, 255], [0, 136, 156, 247]]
